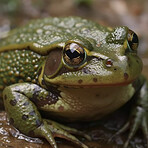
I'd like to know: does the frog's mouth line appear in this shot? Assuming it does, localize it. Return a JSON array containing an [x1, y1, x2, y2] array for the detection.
[[58, 79, 135, 88]]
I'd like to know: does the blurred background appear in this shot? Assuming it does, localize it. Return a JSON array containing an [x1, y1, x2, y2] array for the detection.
[[0, 0, 148, 148]]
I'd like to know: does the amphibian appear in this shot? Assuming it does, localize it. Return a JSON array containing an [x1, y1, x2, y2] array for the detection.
[[0, 17, 147, 148]]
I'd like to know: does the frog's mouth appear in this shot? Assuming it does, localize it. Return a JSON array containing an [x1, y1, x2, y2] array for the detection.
[[43, 47, 143, 88], [44, 74, 137, 88], [43, 55, 142, 88]]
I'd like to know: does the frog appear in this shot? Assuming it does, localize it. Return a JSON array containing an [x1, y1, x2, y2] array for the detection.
[[0, 16, 147, 148]]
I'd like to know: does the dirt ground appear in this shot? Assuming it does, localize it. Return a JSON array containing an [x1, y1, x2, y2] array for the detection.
[[0, 0, 148, 148]]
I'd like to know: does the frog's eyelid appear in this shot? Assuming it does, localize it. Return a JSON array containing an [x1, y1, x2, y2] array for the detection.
[[89, 52, 109, 60]]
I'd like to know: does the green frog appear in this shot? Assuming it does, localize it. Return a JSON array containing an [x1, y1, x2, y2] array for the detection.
[[0, 16, 147, 148]]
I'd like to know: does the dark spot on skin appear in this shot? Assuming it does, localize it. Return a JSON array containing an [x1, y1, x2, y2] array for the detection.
[[78, 79, 83, 84], [93, 78, 98, 82], [124, 73, 129, 80], [23, 101, 29, 106], [9, 118, 14, 125], [31, 93, 59, 108], [36, 119, 42, 127], [30, 85, 59, 108], [29, 110, 36, 116], [10, 99, 17, 106], [22, 114, 29, 120]]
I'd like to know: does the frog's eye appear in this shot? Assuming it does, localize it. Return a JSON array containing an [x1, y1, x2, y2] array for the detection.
[[63, 43, 86, 68], [127, 29, 139, 51]]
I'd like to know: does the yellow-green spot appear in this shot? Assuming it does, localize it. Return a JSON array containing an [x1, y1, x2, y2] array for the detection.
[[26, 77, 31, 82], [8, 71, 14, 76], [19, 79, 24, 83], [15, 71, 20, 77]]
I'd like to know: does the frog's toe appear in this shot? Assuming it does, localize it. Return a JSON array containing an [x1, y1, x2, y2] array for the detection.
[[108, 122, 129, 143], [142, 116, 148, 148], [124, 114, 148, 148], [33, 120, 58, 148], [109, 107, 148, 148], [45, 119, 91, 141], [109, 120, 139, 148], [34, 120, 89, 148], [123, 107, 147, 148]]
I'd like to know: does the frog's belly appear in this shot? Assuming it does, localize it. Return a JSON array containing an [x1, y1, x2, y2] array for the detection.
[[42, 84, 135, 121]]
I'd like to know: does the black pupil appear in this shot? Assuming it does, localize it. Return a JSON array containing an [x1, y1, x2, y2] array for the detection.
[[66, 49, 80, 59], [132, 33, 138, 43], [65, 43, 84, 60]]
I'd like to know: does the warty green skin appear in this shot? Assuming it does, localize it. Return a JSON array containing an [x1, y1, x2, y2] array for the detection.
[[0, 16, 148, 148]]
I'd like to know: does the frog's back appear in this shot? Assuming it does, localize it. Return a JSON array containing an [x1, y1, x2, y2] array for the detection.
[[0, 17, 99, 95], [0, 17, 107, 55], [0, 49, 45, 97], [0, 16, 108, 96]]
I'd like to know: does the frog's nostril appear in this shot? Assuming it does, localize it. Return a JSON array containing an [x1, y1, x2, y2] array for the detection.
[[105, 59, 113, 67]]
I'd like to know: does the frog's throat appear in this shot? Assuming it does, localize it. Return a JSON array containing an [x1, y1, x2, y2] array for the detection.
[[47, 84, 135, 122]]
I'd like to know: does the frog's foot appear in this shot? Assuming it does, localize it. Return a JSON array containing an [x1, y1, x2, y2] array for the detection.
[[108, 80, 148, 148], [3, 83, 90, 148], [45, 119, 91, 141], [34, 119, 90, 148], [109, 106, 148, 148]]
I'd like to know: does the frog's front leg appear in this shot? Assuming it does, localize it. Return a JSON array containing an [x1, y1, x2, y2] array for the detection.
[[3, 83, 89, 148]]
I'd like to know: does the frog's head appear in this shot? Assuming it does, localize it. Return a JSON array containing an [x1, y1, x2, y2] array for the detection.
[[40, 26, 142, 87]]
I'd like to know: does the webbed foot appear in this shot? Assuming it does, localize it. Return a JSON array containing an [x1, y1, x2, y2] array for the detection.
[[109, 81, 148, 148], [3, 83, 90, 148], [109, 111, 148, 148], [34, 119, 90, 148]]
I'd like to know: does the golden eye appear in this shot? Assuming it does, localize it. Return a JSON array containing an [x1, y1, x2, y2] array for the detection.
[[127, 29, 139, 51], [63, 43, 86, 68]]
